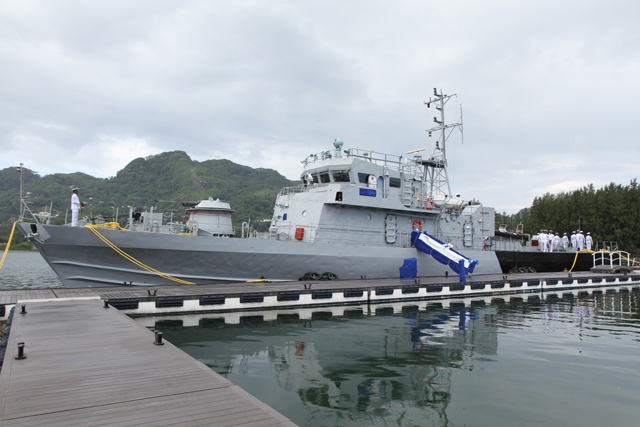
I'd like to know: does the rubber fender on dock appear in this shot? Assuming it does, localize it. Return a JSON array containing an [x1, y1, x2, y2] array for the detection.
[[343, 288, 364, 298], [199, 295, 225, 306], [375, 287, 394, 296], [240, 293, 264, 303], [108, 298, 139, 310], [277, 292, 300, 302], [156, 297, 184, 308], [311, 290, 333, 299], [401, 285, 419, 294]]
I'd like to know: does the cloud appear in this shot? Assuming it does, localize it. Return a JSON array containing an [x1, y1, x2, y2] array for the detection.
[[1, 0, 639, 214]]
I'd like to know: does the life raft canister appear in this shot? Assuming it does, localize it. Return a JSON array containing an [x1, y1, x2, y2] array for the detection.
[[412, 219, 423, 231], [424, 198, 434, 210]]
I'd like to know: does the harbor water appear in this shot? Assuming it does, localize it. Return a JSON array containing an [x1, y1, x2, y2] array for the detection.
[[153, 290, 640, 427], [2, 252, 640, 426], [0, 251, 63, 289]]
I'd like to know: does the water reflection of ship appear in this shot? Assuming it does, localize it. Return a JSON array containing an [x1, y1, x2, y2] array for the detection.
[[150, 302, 499, 424]]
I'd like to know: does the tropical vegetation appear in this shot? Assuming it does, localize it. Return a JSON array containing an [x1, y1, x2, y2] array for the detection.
[[496, 180, 640, 255]]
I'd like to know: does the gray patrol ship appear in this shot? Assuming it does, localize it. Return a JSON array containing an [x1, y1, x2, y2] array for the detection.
[[17, 90, 505, 288]]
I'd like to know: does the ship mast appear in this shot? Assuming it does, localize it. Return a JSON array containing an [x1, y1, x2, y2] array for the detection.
[[423, 88, 463, 198]]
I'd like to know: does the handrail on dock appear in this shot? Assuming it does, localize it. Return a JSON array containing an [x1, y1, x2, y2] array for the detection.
[[593, 250, 639, 268]]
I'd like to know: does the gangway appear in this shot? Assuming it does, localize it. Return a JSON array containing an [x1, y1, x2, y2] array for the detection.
[[591, 250, 640, 273], [411, 230, 478, 282]]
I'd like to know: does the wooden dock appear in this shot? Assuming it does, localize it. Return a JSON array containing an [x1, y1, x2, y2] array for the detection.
[[0, 298, 296, 426]]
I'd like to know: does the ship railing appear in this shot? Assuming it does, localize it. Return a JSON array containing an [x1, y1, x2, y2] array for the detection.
[[278, 185, 339, 197], [301, 147, 428, 175], [595, 241, 619, 252], [278, 186, 307, 197], [490, 238, 530, 252], [593, 250, 638, 268]]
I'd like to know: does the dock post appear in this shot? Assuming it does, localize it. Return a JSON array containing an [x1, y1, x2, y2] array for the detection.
[[153, 331, 164, 346], [15, 342, 26, 360]]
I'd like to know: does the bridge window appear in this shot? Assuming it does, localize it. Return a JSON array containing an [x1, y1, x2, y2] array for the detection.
[[332, 170, 350, 182], [319, 172, 331, 183]]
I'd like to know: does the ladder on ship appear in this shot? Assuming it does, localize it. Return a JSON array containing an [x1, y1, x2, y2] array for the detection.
[[401, 178, 413, 207]]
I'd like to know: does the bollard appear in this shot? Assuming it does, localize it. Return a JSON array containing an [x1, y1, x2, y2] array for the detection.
[[153, 331, 164, 346], [20, 304, 27, 315], [15, 342, 26, 360], [103, 300, 109, 309]]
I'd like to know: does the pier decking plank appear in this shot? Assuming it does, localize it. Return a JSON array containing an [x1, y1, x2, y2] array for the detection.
[[0, 299, 296, 426]]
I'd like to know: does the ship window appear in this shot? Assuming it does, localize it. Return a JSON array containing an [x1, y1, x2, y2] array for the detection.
[[389, 177, 401, 188], [332, 170, 350, 182], [357, 173, 369, 184], [319, 172, 331, 183]]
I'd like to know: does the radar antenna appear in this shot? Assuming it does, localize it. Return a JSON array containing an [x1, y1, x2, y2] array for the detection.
[[423, 88, 463, 198]]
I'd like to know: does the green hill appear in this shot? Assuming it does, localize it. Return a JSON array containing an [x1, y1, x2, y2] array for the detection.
[[0, 151, 298, 240]]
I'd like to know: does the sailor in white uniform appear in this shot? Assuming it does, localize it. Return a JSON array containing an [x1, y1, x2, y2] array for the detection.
[[576, 231, 585, 251], [540, 230, 548, 252], [70, 187, 81, 227], [552, 232, 560, 252], [585, 232, 593, 250], [562, 233, 569, 251], [570, 231, 577, 250]]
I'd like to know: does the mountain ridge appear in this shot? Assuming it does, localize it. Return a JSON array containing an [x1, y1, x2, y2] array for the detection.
[[0, 151, 298, 232]]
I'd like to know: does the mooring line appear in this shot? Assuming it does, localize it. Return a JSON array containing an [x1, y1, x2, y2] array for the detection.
[[86, 225, 195, 285]]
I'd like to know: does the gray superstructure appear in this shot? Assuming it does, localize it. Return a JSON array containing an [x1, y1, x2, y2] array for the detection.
[[17, 90, 504, 288]]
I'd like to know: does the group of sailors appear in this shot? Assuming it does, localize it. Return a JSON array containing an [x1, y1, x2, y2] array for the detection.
[[538, 230, 594, 252]]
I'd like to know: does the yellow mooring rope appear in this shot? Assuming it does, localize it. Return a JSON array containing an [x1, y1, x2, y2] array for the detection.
[[0, 221, 18, 271], [567, 251, 582, 272], [568, 249, 597, 272], [86, 225, 195, 285]]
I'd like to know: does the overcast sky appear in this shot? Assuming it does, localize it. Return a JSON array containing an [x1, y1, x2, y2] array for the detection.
[[1, 1, 639, 214]]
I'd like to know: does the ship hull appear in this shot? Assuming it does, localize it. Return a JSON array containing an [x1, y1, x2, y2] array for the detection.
[[19, 223, 504, 288], [495, 250, 593, 273]]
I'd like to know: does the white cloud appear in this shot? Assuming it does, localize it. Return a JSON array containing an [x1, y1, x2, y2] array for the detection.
[[1, 0, 639, 213]]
